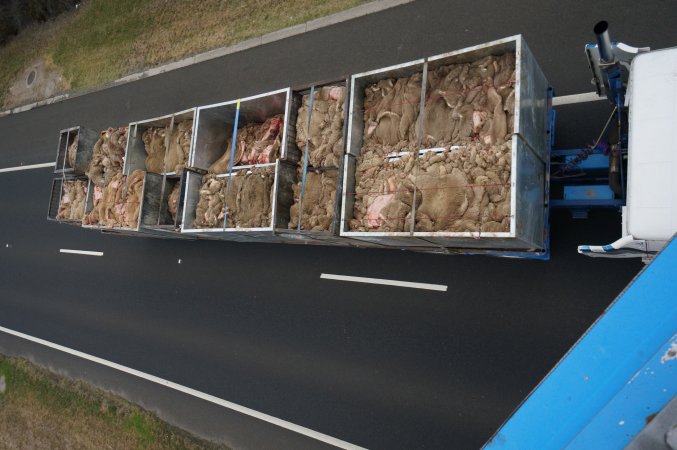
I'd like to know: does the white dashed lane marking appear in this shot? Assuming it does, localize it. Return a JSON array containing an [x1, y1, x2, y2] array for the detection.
[[321, 273, 447, 292], [0, 162, 55, 173], [60, 249, 104, 257]]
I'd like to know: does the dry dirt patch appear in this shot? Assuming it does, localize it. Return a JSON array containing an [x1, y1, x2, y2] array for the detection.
[[4, 57, 67, 108]]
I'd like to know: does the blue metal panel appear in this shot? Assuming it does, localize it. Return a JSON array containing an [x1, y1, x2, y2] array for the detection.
[[550, 199, 624, 208], [567, 334, 677, 449], [484, 237, 677, 450], [563, 185, 614, 200]]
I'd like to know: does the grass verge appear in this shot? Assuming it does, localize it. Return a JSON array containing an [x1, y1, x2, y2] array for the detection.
[[0, 0, 365, 108], [0, 354, 228, 449]]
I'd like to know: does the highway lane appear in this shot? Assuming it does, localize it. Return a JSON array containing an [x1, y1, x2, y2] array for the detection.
[[0, 167, 643, 449], [1, 0, 675, 448]]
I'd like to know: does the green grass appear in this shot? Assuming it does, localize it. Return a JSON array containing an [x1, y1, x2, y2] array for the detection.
[[0, 0, 365, 107], [51, 0, 152, 89], [0, 355, 228, 449], [124, 411, 158, 448]]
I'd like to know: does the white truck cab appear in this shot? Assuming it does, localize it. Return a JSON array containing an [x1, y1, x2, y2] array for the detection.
[[579, 46, 677, 260]]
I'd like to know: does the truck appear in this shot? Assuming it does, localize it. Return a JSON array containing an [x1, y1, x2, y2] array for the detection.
[[484, 21, 677, 449], [572, 21, 677, 262], [47, 23, 677, 264], [48, 35, 551, 258], [46, 19, 677, 448]]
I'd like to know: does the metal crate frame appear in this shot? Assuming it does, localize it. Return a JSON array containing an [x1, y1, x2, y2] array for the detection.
[[189, 88, 294, 173], [125, 108, 196, 177], [340, 35, 549, 253], [47, 176, 89, 225], [181, 160, 296, 241], [273, 78, 366, 246], [54, 126, 98, 175]]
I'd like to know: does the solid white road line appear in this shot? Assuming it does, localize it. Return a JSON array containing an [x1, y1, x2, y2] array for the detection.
[[0, 325, 366, 450], [320, 273, 447, 292], [0, 162, 55, 173], [60, 249, 104, 257], [552, 92, 606, 106]]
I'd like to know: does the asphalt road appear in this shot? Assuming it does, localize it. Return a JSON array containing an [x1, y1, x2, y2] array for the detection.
[[1, 1, 675, 448]]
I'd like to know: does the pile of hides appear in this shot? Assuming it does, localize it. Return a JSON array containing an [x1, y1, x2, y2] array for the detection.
[[295, 86, 345, 168], [192, 175, 225, 228], [288, 85, 345, 231], [224, 167, 274, 228], [82, 170, 144, 228], [208, 116, 283, 173], [165, 120, 193, 173], [86, 127, 128, 187], [141, 127, 166, 173], [167, 182, 180, 222], [193, 167, 274, 229], [422, 53, 516, 147], [57, 179, 87, 220], [351, 52, 515, 233], [288, 170, 337, 231], [66, 134, 78, 169], [142, 120, 193, 173]]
